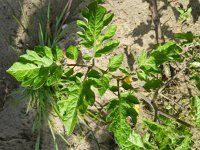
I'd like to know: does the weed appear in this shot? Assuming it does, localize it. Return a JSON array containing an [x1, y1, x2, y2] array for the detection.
[[7, 1, 200, 150]]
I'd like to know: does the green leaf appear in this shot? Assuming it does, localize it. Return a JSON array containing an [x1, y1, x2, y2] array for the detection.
[[143, 119, 193, 149], [87, 2, 106, 37], [109, 86, 118, 92], [190, 72, 200, 91], [175, 136, 192, 150], [34, 46, 53, 60], [20, 50, 53, 66], [88, 69, 102, 78], [52, 46, 63, 61], [66, 45, 79, 60], [108, 54, 124, 72], [95, 40, 119, 57], [77, 1, 118, 57], [119, 66, 130, 76], [7, 48, 61, 89], [143, 134, 157, 150], [7, 62, 39, 82], [47, 66, 62, 86], [107, 99, 119, 110], [79, 81, 96, 114], [43, 46, 53, 60], [68, 72, 83, 81], [78, 1, 107, 48], [137, 69, 148, 81], [103, 13, 114, 26], [122, 131, 144, 150], [58, 83, 83, 135], [121, 92, 139, 105], [192, 96, 200, 127], [33, 67, 51, 89], [151, 42, 183, 64], [96, 0, 105, 3], [122, 82, 133, 90], [143, 119, 165, 135], [143, 79, 162, 91], [99, 25, 117, 42], [106, 96, 139, 149], [77, 20, 88, 31], [64, 68, 74, 78], [88, 74, 110, 96], [97, 75, 110, 96], [82, 81, 95, 107], [106, 104, 131, 147], [82, 54, 92, 60], [138, 50, 159, 73]]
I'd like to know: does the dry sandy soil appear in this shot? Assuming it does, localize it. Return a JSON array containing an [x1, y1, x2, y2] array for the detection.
[[0, 0, 200, 149]]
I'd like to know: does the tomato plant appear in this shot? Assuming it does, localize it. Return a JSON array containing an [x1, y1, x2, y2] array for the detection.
[[7, 1, 200, 149]]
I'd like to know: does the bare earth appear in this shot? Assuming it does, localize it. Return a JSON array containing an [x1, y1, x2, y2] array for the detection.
[[0, 0, 200, 149]]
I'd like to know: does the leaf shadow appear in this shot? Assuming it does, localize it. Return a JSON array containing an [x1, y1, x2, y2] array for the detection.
[[124, 46, 135, 72], [130, 0, 177, 50], [187, 0, 200, 23]]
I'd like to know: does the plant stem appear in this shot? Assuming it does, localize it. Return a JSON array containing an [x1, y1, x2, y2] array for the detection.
[[150, 0, 165, 43], [135, 92, 196, 128], [117, 79, 121, 99]]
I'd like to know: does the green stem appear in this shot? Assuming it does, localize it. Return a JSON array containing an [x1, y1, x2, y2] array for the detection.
[[86, 110, 105, 123]]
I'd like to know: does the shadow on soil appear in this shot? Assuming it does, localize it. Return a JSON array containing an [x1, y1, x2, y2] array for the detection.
[[130, 0, 178, 50], [0, 0, 116, 150], [188, 0, 200, 23], [131, 0, 200, 50]]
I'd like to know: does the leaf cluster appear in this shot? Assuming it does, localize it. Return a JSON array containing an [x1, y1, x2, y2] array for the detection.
[[6, 1, 200, 150]]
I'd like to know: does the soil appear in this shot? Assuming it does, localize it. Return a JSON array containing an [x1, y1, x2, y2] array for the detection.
[[0, 0, 200, 149]]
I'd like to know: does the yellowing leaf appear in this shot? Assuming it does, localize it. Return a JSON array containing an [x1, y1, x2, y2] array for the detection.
[[122, 75, 132, 85], [133, 104, 140, 113]]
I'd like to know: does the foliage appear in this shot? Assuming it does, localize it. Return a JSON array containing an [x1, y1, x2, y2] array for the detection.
[[136, 30, 200, 149], [38, 0, 72, 48], [177, 6, 192, 24], [76, 1, 119, 58], [106, 92, 142, 149], [143, 119, 193, 150], [137, 41, 183, 90], [191, 93, 200, 127], [7, 1, 200, 150], [7, 47, 62, 89]]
